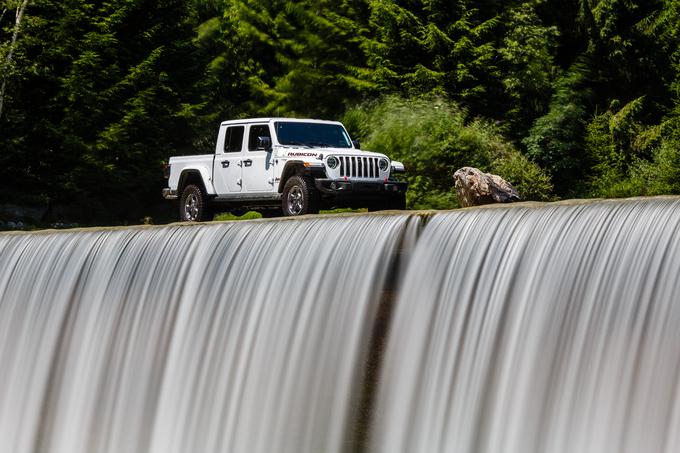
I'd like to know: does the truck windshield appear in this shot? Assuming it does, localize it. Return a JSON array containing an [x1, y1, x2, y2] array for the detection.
[[275, 122, 352, 148]]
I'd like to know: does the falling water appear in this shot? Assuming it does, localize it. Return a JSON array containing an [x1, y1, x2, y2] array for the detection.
[[0, 215, 412, 453], [370, 199, 680, 453], [2, 199, 680, 453]]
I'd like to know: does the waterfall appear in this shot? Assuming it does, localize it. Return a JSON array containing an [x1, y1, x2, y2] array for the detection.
[[1, 198, 680, 453], [0, 216, 413, 453], [370, 199, 680, 453]]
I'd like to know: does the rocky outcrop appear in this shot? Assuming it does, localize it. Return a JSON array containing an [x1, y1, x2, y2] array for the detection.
[[453, 167, 520, 207]]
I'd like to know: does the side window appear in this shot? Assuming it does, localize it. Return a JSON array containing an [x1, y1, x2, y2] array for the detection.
[[248, 124, 271, 151], [224, 126, 245, 153]]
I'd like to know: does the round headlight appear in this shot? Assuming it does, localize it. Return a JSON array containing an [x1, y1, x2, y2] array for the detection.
[[327, 156, 339, 169], [379, 158, 389, 172]]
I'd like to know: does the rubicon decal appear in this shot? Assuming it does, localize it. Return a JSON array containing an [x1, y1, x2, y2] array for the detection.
[[287, 152, 319, 157]]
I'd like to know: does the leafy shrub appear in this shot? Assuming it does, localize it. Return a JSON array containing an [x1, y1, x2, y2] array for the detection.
[[490, 151, 555, 202], [587, 112, 680, 198], [633, 123, 680, 195], [585, 97, 673, 198]]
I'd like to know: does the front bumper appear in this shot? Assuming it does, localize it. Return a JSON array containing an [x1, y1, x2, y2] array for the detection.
[[162, 188, 178, 200], [314, 179, 408, 196]]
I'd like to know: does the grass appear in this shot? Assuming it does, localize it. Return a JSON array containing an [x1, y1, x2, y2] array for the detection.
[[213, 211, 263, 221], [319, 208, 367, 215]]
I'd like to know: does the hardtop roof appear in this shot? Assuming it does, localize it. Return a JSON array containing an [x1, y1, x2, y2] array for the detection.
[[219, 118, 343, 127]]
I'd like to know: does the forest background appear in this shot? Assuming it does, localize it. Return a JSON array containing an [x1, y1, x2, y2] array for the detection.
[[1, 0, 679, 225]]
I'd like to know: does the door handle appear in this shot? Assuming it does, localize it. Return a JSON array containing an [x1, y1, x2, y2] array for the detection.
[[243, 159, 253, 167], [221, 160, 229, 168]]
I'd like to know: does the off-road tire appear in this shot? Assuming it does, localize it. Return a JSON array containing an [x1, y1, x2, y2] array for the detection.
[[282, 176, 319, 216], [179, 184, 213, 222]]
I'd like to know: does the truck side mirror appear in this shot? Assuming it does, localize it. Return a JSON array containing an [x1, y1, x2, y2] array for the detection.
[[352, 140, 361, 150], [257, 136, 272, 150]]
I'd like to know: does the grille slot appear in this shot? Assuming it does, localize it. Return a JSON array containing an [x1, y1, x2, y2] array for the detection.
[[334, 156, 381, 179]]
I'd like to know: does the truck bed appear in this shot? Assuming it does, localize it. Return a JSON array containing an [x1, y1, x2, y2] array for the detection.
[[167, 154, 215, 193]]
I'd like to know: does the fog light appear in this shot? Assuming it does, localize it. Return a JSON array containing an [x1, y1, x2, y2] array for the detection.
[[331, 182, 337, 189]]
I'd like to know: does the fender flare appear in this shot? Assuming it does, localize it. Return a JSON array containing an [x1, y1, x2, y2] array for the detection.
[[179, 166, 216, 195], [277, 160, 306, 193], [277, 160, 327, 193]]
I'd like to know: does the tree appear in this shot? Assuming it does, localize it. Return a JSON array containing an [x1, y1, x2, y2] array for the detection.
[[4, 0, 680, 223], [55, 0, 202, 221], [0, 0, 31, 122], [523, 62, 592, 196], [193, 0, 370, 121], [361, 0, 510, 118], [498, 1, 560, 136], [0, 0, 202, 223]]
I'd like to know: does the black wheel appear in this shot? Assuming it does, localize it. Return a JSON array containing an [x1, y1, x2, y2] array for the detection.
[[282, 176, 318, 216], [179, 184, 212, 222]]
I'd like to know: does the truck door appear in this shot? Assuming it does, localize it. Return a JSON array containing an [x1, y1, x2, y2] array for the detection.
[[213, 125, 245, 194], [243, 123, 276, 193]]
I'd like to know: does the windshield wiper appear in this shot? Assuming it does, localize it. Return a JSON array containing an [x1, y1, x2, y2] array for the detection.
[[306, 142, 332, 148], [280, 141, 311, 148]]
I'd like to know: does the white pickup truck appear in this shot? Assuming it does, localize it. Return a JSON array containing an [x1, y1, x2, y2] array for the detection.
[[163, 118, 407, 220]]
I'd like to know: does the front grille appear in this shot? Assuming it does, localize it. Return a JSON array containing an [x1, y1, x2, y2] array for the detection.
[[338, 156, 380, 179]]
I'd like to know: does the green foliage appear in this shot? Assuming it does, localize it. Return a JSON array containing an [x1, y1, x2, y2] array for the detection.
[[214, 210, 262, 221], [319, 208, 367, 215], [2, 0, 680, 224], [361, 0, 510, 118], [588, 114, 680, 198], [643, 122, 680, 195], [586, 97, 655, 176], [193, 0, 369, 120], [0, 0, 202, 223], [345, 96, 553, 210], [524, 62, 591, 196], [498, 2, 560, 134], [490, 149, 555, 202]]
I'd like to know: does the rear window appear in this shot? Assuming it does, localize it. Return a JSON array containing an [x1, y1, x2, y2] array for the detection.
[[224, 126, 244, 153]]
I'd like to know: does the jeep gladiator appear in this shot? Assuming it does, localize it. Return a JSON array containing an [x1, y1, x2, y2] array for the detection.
[[163, 118, 407, 220]]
